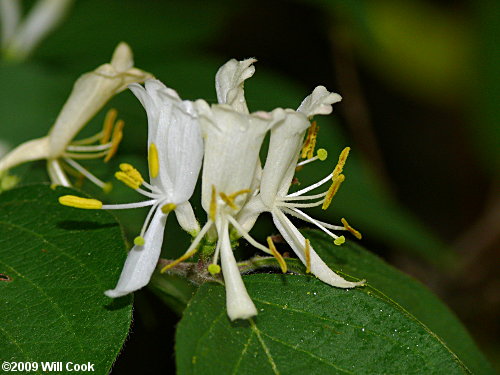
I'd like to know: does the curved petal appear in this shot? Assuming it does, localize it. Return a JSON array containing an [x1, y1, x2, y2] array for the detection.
[[0, 136, 49, 172], [218, 219, 257, 320], [105, 208, 167, 298], [174, 201, 200, 235], [297, 86, 342, 118], [260, 110, 310, 206], [272, 209, 364, 288], [215, 58, 256, 113]]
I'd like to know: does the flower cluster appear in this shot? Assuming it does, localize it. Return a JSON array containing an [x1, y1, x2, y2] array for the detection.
[[59, 58, 365, 321]]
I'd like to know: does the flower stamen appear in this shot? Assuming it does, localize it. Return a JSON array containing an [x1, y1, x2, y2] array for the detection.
[[59, 195, 103, 209], [148, 143, 159, 178], [304, 239, 311, 273], [341, 218, 362, 239], [101, 108, 118, 144], [301, 121, 319, 159], [322, 174, 345, 210], [267, 236, 287, 273], [104, 119, 124, 162]]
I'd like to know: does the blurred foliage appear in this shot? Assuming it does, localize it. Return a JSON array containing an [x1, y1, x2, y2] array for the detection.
[[0, 0, 498, 372]]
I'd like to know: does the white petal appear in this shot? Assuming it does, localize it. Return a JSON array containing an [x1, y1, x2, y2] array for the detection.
[[215, 58, 256, 114], [260, 110, 310, 206], [47, 44, 151, 156], [218, 219, 257, 320], [0, 136, 49, 172], [297, 86, 342, 118], [110, 41, 134, 72], [272, 209, 363, 288], [131, 79, 203, 199], [174, 201, 200, 235], [235, 195, 266, 235], [199, 105, 281, 212], [105, 209, 167, 298]]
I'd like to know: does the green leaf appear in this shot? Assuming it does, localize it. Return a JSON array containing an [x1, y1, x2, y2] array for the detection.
[[175, 231, 493, 374], [0, 184, 132, 374]]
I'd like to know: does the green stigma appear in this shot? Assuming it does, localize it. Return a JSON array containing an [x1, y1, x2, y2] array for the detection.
[[134, 236, 145, 246], [208, 264, 221, 275], [317, 148, 328, 161], [334, 235, 345, 246]]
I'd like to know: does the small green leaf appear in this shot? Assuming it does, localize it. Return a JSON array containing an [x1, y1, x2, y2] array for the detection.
[[0, 184, 132, 374], [175, 231, 494, 374]]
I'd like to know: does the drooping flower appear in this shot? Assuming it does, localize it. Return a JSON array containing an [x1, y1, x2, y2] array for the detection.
[[59, 79, 203, 297], [0, 42, 152, 188], [236, 86, 365, 288], [161, 58, 284, 321]]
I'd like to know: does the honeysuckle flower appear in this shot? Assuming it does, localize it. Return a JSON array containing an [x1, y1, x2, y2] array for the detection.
[[0, 42, 152, 188], [1, 0, 74, 60], [161, 58, 284, 321], [236, 86, 365, 288], [59, 79, 203, 297]]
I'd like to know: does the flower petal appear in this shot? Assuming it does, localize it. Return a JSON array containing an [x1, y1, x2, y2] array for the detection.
[[105, 208, 167, 298], [272, 209, 363, 288], [260, 110, 310, 206], [215, 58, 256, 114], [0, 136, 49, 172], [174, 201, 200, 235], [297, 86, 342, 118], [218, 219, 257, 320], [199, 104, 281, 212], [48, 43, 151, 156]]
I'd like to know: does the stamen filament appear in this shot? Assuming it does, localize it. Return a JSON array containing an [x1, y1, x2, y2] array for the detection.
[[101, 200, 156, 210], [63, 151, 109, 159], [226, 215, 272, 255], [286, 172, 333, 198], [296, 155, 319, 167], [66, 143, 112, 152], [70, 132, 103, 145], [281, 191, 327, 201], [279, 200, 325, 209], [160, 220, 214, 273], [139, 201, 162, 238], [63, 157, 107, 189], [286, 207, 340, 240]]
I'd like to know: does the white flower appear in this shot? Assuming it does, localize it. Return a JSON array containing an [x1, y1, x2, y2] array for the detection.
[[0, 42, 152, 188], [236, 86, 365, 288], [1, 0, 74, 60], [162, 58, 283, 321], [59, 79, 204, 297]]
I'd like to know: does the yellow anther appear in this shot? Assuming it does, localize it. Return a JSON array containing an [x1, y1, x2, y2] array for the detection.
[[115, 171, 141, 190], [228, 189, 251, 200], [209, 185, 217, 221], [148, 143, 159, 178], [103, 182, 113, 193], [301, 121, 319, 159], [208, 264, 221, 275], [334, 235, 346, 246], [161, 203, 177, 214], [134, 236, 145, 246], [267, 237, 287, 274], [160, 248, 198, 273], [119, 163, 144, 183], [322, 174, 345, 210], [104, 119, 124, 162], [317, 148, 328, 161], [304, 239, 311, 273], [59, 195, 103, 209], [101, 108, 118, 144], [341, 218, 362, 239], [333, 147, 350, 179], [219, 192, 238, 209]]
